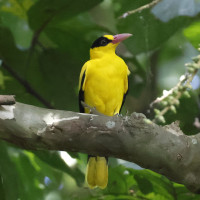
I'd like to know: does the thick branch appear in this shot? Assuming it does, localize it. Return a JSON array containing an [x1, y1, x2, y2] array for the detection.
[[0, 102, 200, 193]]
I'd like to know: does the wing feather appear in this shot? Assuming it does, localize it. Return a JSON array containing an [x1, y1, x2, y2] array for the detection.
[[119, 68, 130, 113], [78, 62, 88, 113]]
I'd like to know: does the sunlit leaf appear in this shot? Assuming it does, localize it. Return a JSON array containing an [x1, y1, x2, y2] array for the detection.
[[0, 0, 33, 48], [184, 21, 200, 48]]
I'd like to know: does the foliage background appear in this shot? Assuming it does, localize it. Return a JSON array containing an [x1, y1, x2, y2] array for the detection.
[[0, 0, 200, 199]]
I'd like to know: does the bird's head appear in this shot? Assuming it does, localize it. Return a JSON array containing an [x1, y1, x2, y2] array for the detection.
[[90, 33, 132, 59]]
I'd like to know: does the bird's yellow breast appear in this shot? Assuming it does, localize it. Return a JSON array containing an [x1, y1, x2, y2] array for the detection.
[[83, 54, 128, 116]]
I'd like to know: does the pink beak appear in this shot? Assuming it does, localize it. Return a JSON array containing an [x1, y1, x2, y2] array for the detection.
[[112, 33, 132, 44]]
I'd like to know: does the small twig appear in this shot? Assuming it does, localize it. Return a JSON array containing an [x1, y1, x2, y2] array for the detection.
[[153, 72, 197, 123], [0, 95, 15, 105], [25, 3, 74, 72], [150, 74, 187, 108], [118, 0, 161, 19], [25, 17, 53, 74], [151, 53, 200, 123], [2, 62, 54, 109]]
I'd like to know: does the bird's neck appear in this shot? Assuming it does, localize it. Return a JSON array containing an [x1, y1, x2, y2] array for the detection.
[[90, 49, 116, 59]]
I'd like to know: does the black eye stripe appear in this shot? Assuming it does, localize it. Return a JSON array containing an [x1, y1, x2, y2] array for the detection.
[[100, 39, 107, 45], [91, 36, 112, 49]]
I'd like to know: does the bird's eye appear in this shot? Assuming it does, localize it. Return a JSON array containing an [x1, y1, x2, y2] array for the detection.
[[100, 39, 108, 46], [91, 37, 112, 48]]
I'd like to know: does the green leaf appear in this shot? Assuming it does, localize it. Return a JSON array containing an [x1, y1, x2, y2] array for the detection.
[[134, 173, 153, 194], [165, 91, 199, 135], [128, 169, 175, 200], [184, 21, 200, 48], [32, 150, 85, 186], [37, 48, 81, 110], [0, 142, 70, 199], [0, 0, 34, 18], [0, 174, 5, 200], [115, 0, 194, 55], [90, 194, 139, 200], [0, 26, 26, 67], [0, 26, 45, 106], [0, 142, 43, 200], [173, 183, 200, 200], [106, 165, 175, 200], [107, 165, 128, 194], [0, 0, 33, 48], [27, 0, 103, 31]]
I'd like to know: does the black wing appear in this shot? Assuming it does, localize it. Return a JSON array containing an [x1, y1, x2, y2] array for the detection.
[[79, 70, 86, 113], [119, 89, 128, 113], [119, 75, 129, 113]]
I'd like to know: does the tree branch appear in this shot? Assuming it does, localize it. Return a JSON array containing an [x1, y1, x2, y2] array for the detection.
[[118, 0, 161, 19], [0, 102, 200, 193], [25, 17, 53, 72], [150, 54, 200, 123]]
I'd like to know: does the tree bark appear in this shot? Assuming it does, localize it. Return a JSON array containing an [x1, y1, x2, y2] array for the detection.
[[0, 102, 200, 193], [0, 95, 15, 105]]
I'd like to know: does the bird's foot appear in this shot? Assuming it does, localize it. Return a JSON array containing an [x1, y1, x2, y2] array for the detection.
[[81, 101, 105, 116]]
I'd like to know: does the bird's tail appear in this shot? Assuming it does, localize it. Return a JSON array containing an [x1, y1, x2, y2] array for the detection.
[[86, 155, 108, 189]]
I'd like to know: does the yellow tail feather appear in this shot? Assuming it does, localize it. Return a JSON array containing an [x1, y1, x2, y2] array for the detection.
[[86, 157, 96, 189], [86, 156, 108, 189], [96, 156, 108, 189]]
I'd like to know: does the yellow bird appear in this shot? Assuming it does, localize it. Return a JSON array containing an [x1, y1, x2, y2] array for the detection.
[[78, 33, 132, 189]]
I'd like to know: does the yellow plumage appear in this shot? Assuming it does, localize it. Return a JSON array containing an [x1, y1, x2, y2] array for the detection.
[[86, 156, 108, 189], [79, 34, 131, 189], [86, 157, 97, 188], [96, 156, 108, 189]]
